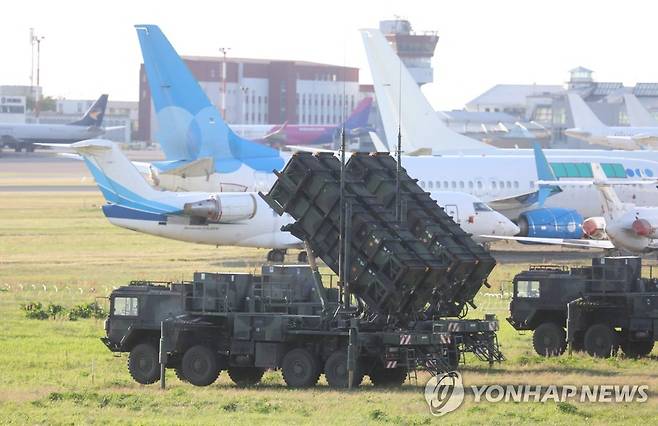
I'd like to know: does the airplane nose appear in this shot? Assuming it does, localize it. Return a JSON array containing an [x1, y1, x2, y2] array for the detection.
[[501, 220, 520, 236]]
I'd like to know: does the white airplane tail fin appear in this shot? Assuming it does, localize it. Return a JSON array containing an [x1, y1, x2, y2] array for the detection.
[[624, 93, 658, 127], [567, 93, 606, 129], [359, 29, 493, 154], [72, 139, 165, 210], [590, 163, 624, 217]]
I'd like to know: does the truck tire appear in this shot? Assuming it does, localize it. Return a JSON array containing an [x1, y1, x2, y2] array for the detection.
[[532, 323, 566, 357], [228, 367, 265, 387], [369, 367, 407, 387], [584, 324, 618, 358], [621, 340, 654, 358], [128, 343, 160, 385], [181, 345, 219, 386], [281, 348, 320, 388], [324, 351, 363, 389]]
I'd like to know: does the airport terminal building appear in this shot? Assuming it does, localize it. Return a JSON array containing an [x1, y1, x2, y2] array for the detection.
[[137, 57, 374, 142], [463, 67, 658, 148]]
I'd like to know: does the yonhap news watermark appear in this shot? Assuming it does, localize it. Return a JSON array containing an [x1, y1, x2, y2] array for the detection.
[[424, 372, 649, 417]]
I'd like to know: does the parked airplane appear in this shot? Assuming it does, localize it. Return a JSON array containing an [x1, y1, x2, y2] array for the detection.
[[359, 28, 658, 229], [134, 25, 658, 247], [231, 97, 374, 146], [75, 139, 519, 260], [0, 95, 119, 152], [565, 93, 658, 149], [485, 146, 658, 254]]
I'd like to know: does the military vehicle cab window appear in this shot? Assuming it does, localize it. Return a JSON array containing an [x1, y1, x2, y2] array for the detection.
[[516, 280, 540, 298], [113, 297, 138, 316]]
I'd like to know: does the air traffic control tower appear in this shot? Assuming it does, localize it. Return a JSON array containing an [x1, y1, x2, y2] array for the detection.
[[380, 19, 439, 86]]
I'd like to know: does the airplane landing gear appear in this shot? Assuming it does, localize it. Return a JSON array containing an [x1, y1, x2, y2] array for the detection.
[[297, 251, 308, 264], [267, 249, 286, 263]]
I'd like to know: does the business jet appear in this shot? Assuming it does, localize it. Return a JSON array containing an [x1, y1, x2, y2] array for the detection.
[[74, 139, 519, 261], [565, 93, 658, 149]]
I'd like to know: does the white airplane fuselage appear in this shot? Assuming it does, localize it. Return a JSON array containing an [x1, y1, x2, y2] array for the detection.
[[0, 123, 104, 144], [150, 148, 658, 221]]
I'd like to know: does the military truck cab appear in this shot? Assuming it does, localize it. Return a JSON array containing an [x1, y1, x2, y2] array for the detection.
[[509, 257, 658, 358]]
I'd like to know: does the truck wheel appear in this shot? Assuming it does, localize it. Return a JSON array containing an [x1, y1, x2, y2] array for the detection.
[[324, 351, 363, 389], [181, 345, 219, 386], [532, 323, 566, 357], [584, 324, 618, 358], [281, 348, 320, 388], [621, 340, 654, 358], [228, 367, 265, 387], [369, 367, 407, 387], [128, 343, 159, 385]]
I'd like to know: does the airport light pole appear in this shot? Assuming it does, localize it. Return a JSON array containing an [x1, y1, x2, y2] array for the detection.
[[34, 32, 45, 120], [240, 86, 248, 124], [29, 28, 34, 95], [219, 47, 231, 119]]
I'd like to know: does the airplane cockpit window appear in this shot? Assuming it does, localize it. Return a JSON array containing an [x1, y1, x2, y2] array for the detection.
[[473, 202, 493, 212]]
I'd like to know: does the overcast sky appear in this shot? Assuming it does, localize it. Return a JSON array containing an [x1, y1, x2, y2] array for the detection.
[[2, 0, 655, 110]]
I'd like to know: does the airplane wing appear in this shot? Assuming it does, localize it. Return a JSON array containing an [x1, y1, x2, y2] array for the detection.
[[284, 145, 337, 154], [480, 234, 615, 249], [487, 192, 540, 211], [103, 126, 127, 131], [33, 142, 74, 149]]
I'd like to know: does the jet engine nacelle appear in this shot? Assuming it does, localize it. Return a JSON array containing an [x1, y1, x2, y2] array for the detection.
[[183, 193, 257, 223], [632, 218, 654, 237], [517, 208, 583, 239], [582, 216, 607, 240]]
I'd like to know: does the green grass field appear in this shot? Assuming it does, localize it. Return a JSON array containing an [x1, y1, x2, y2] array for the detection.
[[1, 191, 657, 424]]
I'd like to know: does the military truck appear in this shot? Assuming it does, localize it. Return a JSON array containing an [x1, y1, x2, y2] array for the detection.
[[101, 152, 503, 388], [508, 256, 658, 358]]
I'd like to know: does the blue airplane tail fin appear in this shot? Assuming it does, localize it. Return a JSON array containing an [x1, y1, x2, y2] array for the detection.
[[69, 94, 108, 127], [135, 24, 282, 172], [533, 143, 561, 206]]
